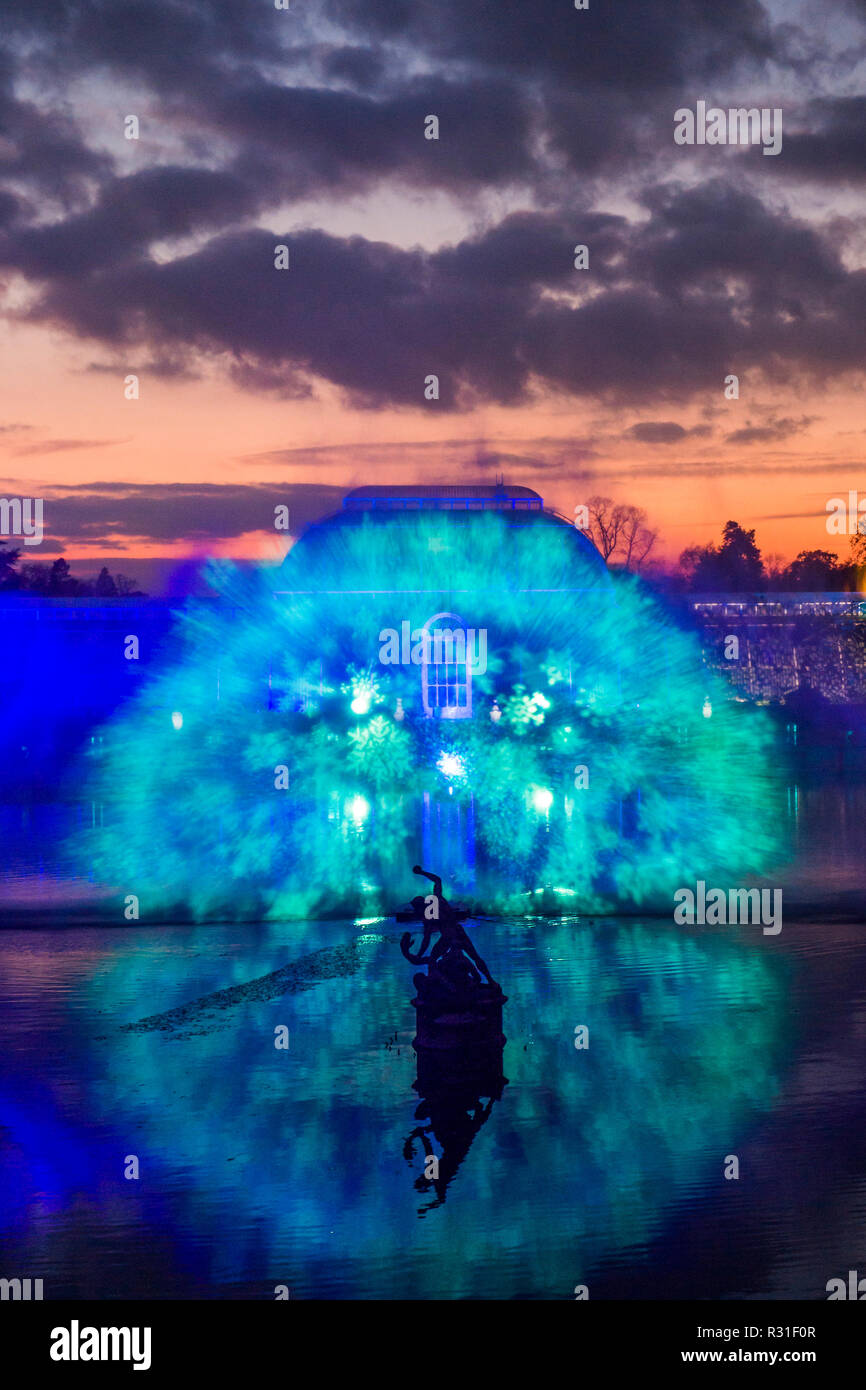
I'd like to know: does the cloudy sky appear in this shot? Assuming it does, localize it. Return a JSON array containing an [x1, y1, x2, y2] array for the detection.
[[2, 0, 865, 588]]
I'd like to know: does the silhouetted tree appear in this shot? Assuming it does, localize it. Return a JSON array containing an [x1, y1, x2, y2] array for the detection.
[[113, 573, 146, 596], [585, 496, 658, 572], [47, 558, 78, 595], [762, 553, 788, 590], [782, 549, 853, 591], [17, 562, 51, 594], [585, 496, 622, 560], [94, 565, 118, 596], [618, 506, 658, 573], [5, 554, 145, 596], [0, 541, 20, 589], [678, 543, 723, 591], [679, 521, 764, 591], [718, 521, 764, 589]]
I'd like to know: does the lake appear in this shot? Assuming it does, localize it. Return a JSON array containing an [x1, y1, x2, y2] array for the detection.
[[1, 780, 865, 1298]]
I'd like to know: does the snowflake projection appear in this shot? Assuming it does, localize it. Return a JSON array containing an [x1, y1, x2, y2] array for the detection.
[[72, 510, 784, 920]]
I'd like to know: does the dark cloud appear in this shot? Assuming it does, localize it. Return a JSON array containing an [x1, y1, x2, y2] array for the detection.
[[327, 0, 777, 89], [25, 538, 66, 554], [0, 188, 23, 229], [0, 166, 263, 279], [74, 0, 268, 85], [725, 416, 817, 446], [436, 210, 629, 287], [21, 481, 348, 546], [639, 180, 843, 309], [0, 0, 788, 214], [781, 97, 866, 183], [214, 77, 536, 195], [226, 359, 314, 399], [628, 422, 690, 444], [12, 437, 126, 457], [3, 0, 781, 97], [10, 180, 864, 410], [85, 355, 200, 381], [541, 88, 648, 177], [0, 0, 863, 425], [2, 1, 280, 94], [0, 86, 111, 205], [320, 46, 387, 91]]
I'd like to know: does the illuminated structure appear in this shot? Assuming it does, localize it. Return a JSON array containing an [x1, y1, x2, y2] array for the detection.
[[693, 593, 866, 702], [71, 482, 782, 920], [341, 482, 545, 512], [279, 483, 606, 726], [69, 483, 778, 917]]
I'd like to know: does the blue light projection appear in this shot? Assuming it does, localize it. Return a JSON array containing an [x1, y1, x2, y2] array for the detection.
[[71, 511, 784, 919], [60, 917, 786, 1297]]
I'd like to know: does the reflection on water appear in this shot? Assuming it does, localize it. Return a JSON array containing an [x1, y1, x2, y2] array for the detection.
[[2, 781, 866, 1298], [4, 779, 866, 919], [0, 915, 799, 1299]]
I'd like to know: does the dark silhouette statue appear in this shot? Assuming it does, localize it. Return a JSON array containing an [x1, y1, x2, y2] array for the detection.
[[402, 1089, 501, 1214], [396, 865, 507, 1211], [399, 864, 502, 1009]]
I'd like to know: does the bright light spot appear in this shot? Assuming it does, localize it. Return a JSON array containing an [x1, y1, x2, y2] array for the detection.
[[437, 752, 465, 778], [351, 693, 371, 715], [531, 692, 551, 709], [532, 786, 554, 813], [171, 711, 183, 730], [347, 795, 370, 824], [702, 698, 712, 719]]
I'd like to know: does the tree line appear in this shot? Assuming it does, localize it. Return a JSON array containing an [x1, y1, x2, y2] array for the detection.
[[582, 497, 864, 592], [0, 545, 145, 597], [678, 520, 863, 593], [2, 512, 862, 597]]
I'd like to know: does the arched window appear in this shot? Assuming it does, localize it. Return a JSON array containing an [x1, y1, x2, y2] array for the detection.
[[421, 611, 472, 719]]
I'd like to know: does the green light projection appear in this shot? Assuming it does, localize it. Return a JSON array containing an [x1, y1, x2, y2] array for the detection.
[[73, 512, 783, 919], [78, 916, 790, 1297]]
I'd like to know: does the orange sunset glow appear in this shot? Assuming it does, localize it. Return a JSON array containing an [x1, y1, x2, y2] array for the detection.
[[1, 0, 864, 591]]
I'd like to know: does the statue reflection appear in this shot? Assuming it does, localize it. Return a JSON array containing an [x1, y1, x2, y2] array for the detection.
[[397, 865, 507, 1213]]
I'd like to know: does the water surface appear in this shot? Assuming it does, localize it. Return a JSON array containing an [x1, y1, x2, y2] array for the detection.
[[1, 783, 865, 1299]]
